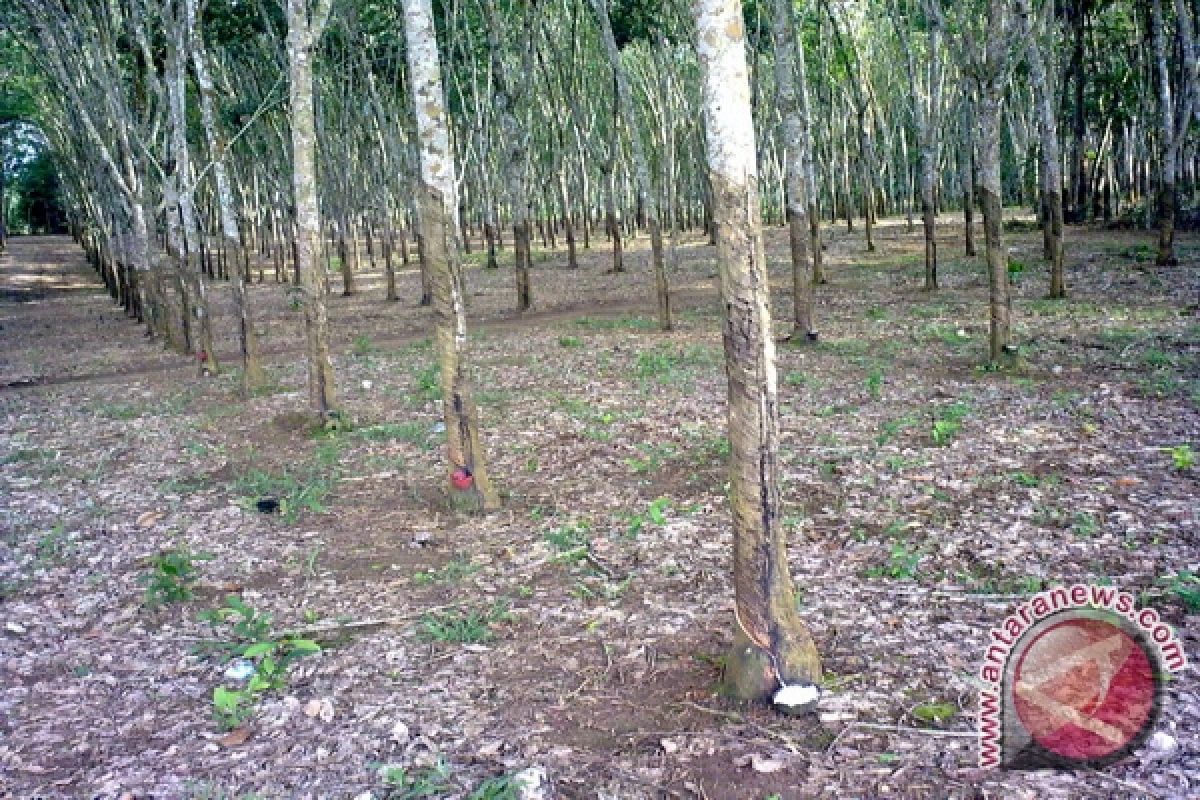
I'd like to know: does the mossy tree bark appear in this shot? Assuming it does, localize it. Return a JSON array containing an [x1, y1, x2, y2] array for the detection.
[[693, 0, 821, 703], [403, 0, 501, 512]]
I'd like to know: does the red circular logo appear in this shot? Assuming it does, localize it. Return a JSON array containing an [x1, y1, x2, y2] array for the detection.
[[1011, 615, 1158, 764]]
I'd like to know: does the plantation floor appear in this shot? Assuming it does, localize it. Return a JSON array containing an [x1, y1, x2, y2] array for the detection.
[[0, 217, 1197, 800]]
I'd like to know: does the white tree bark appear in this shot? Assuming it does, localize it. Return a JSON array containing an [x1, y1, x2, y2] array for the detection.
[[693, 0, 821, 703]]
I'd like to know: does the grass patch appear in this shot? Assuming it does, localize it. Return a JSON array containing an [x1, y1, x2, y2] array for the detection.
[[419, 601, 513, 644], [574, 315, 658, 332]]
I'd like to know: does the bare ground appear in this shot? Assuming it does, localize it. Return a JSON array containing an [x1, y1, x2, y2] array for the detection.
[[0, 216, 1197, 800]]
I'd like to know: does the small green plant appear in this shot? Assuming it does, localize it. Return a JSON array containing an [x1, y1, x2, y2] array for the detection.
[[379, 759, 453, 799], [865, 306, 889, 321], [626, 442, 677, 474], [142, 547, 212, 607], [420, 601, 513, 644], [35, 522, 70, 562], [877, 414, 918, 446], [625, 497, 671, 538], [199, 595, 321, 729], [1169, 444, 1195, 471], [866, 541, 921, 580], [930, 402, 970, 446], [545, 519, 591, 556], [1011, 471, 1041, 488], [1072, 512, 1099, 537], [1007, 258, 1026, 284], [411, 363, 441, 406], [413, 555, 479, 586], [352, 334, 376, 358], [558, 335, 583, 348], [866, 369, 884, 401], [355, 422, 435, 449], [285, 285, 304, 312], [1158, 572, 1200, 613], [469, 775, 518, 800], [912, 701, 958, 725]]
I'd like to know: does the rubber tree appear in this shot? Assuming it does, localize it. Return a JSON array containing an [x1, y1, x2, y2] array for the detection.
[[892, 0, 945, 290], [693, 0, 822, 703], [1150, 0, 1196, 266], [401, 0, 501, 512], [286, 0, 339, 418], [1012, 0, 1065, 297], [187, 0, 266, 392], [935, 0, 1016, 367], [590, 0, 672, 331], [483, 0, 534, 312], [770, 0, 815, 339]]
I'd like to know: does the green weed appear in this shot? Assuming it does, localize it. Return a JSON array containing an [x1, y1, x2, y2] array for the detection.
[[1158, 572, 1200, 613], [413, 555, 479, 586], [1169, 444, 1195, 471], [142, 547, 212, 607], [420, 601, 513, 644], [865, 541, 921, 581], [930, 402, 971, 446], [198, 595, 321, 729]]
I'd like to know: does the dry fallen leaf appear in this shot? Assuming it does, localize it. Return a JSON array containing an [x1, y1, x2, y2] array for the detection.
[[305, 697, 335, 722], [136, 511, 163, 528], [750, 754, 786, 774], [217, 727, 252, 747]]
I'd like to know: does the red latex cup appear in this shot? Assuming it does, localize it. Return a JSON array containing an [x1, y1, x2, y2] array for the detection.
[[451, 467, 474, 491]]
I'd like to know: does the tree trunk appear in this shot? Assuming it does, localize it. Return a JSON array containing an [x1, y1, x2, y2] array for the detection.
[[287, 0, 338, 418], [977, 0, 1015, 368], [1014, 0, 1066, 298], [592, 0, 671, 330], [770, 0, 814, 339], [694, 0, 821, 705], [402, 0, 501, 512], [188, 0, 265, 393]]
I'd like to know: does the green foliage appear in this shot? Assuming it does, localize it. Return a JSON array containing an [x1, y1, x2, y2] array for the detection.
[[412, 363, 441, 406], [912, 701, 957, 724], [419, 602, 512, 644], [1169, 444, 1195, 471], [35, 522, 69, 563], [930, 402, 970, 446], [355, 422, 435, 449], [866, 369, 884, 400], [558, 335, 583, 348], [413, 555, 479, 586], [1158, 572, 1200, 613], [235, 465, 335, 523], [626, 442, 677, 474], [352, 334, 376, 358], [866, 541, 921, 581], [545, 519, 591, 554], [625, 497, 671, 538], [199, 595, 321, 729], [1006, 259, 1026, 284], [141, 547, 212, 607], [378, 758, 456, 799], [573, 315, 657, 331], [633, 344, 717, 384]]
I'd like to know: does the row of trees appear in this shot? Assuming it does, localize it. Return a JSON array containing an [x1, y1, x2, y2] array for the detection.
[[0, 0, 1196, 701]]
